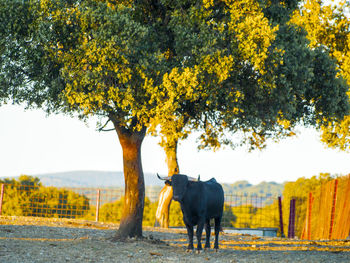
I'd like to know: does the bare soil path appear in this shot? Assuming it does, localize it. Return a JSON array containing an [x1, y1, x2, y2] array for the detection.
[[0, 216, 349, 263]]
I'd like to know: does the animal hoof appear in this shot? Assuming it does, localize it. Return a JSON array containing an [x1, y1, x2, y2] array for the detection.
[[195, 250, 202, 254], [214, 249, 219, 252], [186, 249, 193, 253]]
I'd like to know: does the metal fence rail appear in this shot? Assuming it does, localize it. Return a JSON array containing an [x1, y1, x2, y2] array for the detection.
[[0, 183, 301, 235]]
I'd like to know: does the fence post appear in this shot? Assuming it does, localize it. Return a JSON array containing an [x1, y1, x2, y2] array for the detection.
[[95, 189, 100, 222], [288, 198, 296, 238], [278, 196, 285, 237], [307, 192, 313, 240], [329, 179, 338, 239], [0, 184, 4, 215], [292, 198, 296, 238]]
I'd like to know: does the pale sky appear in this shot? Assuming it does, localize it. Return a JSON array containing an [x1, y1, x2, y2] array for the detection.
[[1, 104, 350, 185]]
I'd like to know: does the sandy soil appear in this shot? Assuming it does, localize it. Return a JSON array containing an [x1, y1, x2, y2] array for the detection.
[[0, 216, 349, 263]]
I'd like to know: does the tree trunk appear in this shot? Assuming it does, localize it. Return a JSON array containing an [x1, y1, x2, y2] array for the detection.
[[155, 139, 179, 228], [111, 117, 146, 238], [165, 141, 179, 177], [155, 184, 173, 228]]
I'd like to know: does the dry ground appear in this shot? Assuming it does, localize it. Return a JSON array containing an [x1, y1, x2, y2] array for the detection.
[[0, 216, 349, 263]]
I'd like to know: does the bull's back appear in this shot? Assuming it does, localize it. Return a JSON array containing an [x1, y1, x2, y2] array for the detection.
[[203, 179, 224, 219]]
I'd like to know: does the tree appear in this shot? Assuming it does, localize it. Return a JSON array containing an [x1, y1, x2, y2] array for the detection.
[[1, 0, 349, 238], [290, 0, 350, 150], [153, 121, 185, 227], [0, 0, 69, 113], [0, 1, 29, 105], [154, 0, 350, 228]]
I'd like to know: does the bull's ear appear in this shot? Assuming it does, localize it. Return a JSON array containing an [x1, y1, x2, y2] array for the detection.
[[165, 180, 172, 186], [198, 175, 200, 181]]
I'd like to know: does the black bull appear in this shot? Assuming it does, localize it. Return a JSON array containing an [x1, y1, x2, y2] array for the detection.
[[158, 173, 224, 252]]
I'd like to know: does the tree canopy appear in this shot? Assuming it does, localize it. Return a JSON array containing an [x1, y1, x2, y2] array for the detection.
[[149, 0, 350, 151], [2, 0, 348, 143], [290, 0, 350, 151]]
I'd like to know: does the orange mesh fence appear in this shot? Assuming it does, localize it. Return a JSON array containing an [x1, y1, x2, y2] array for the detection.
[[332, 176, 350, 239], [0, 183, 284, 229], [301, 175, 350, 240]]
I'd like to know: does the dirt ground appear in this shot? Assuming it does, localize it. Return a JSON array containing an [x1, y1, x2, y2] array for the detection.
[[0, 216, 349, 263]]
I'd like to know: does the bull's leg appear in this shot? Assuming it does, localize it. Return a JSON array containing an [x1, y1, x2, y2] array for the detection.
[[204, 219, 211, 250], [214, 217, 221, 251], [196, 220, 205, 253], [185, 224, 194, 252]]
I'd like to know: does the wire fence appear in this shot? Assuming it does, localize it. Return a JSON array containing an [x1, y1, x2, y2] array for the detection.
[[0, 183, 305, 236], [223, 194, 278, 229]]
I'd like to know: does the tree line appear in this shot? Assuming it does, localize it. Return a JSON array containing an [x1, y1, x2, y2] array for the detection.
[[0, 175, 90, 218], [1, 0, 349, 238]]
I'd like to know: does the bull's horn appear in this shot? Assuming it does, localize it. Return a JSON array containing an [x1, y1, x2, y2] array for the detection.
[[157, 173, 171, 181], [187, 176, 198, 182]]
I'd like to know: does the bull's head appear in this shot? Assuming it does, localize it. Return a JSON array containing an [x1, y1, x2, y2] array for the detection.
[[157, 173, 200, 201]]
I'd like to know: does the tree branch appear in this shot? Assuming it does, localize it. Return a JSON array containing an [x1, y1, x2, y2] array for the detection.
[[98, 118, 114, 132]]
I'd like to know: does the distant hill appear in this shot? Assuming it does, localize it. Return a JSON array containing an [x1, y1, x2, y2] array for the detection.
[[1, 171, 284, 196], [20, 171, 164, 188], [222, 180, 284, 196]]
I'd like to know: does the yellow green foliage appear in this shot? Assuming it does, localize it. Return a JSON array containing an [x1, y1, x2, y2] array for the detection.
[[227, 203, 278, 229], [0, 176, 90, 218], [148, 0, 280, 150], [168, 201, 185, 227], [3, 0, 349, 152], [36, 0, 281, 149], [291, 0, 350, 150], [143, 198, 159, 226], [223, 0, 279, 75], [97, 197, 125, 223], [95, 196, 183, 226], [8, 0, 345, 155]]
